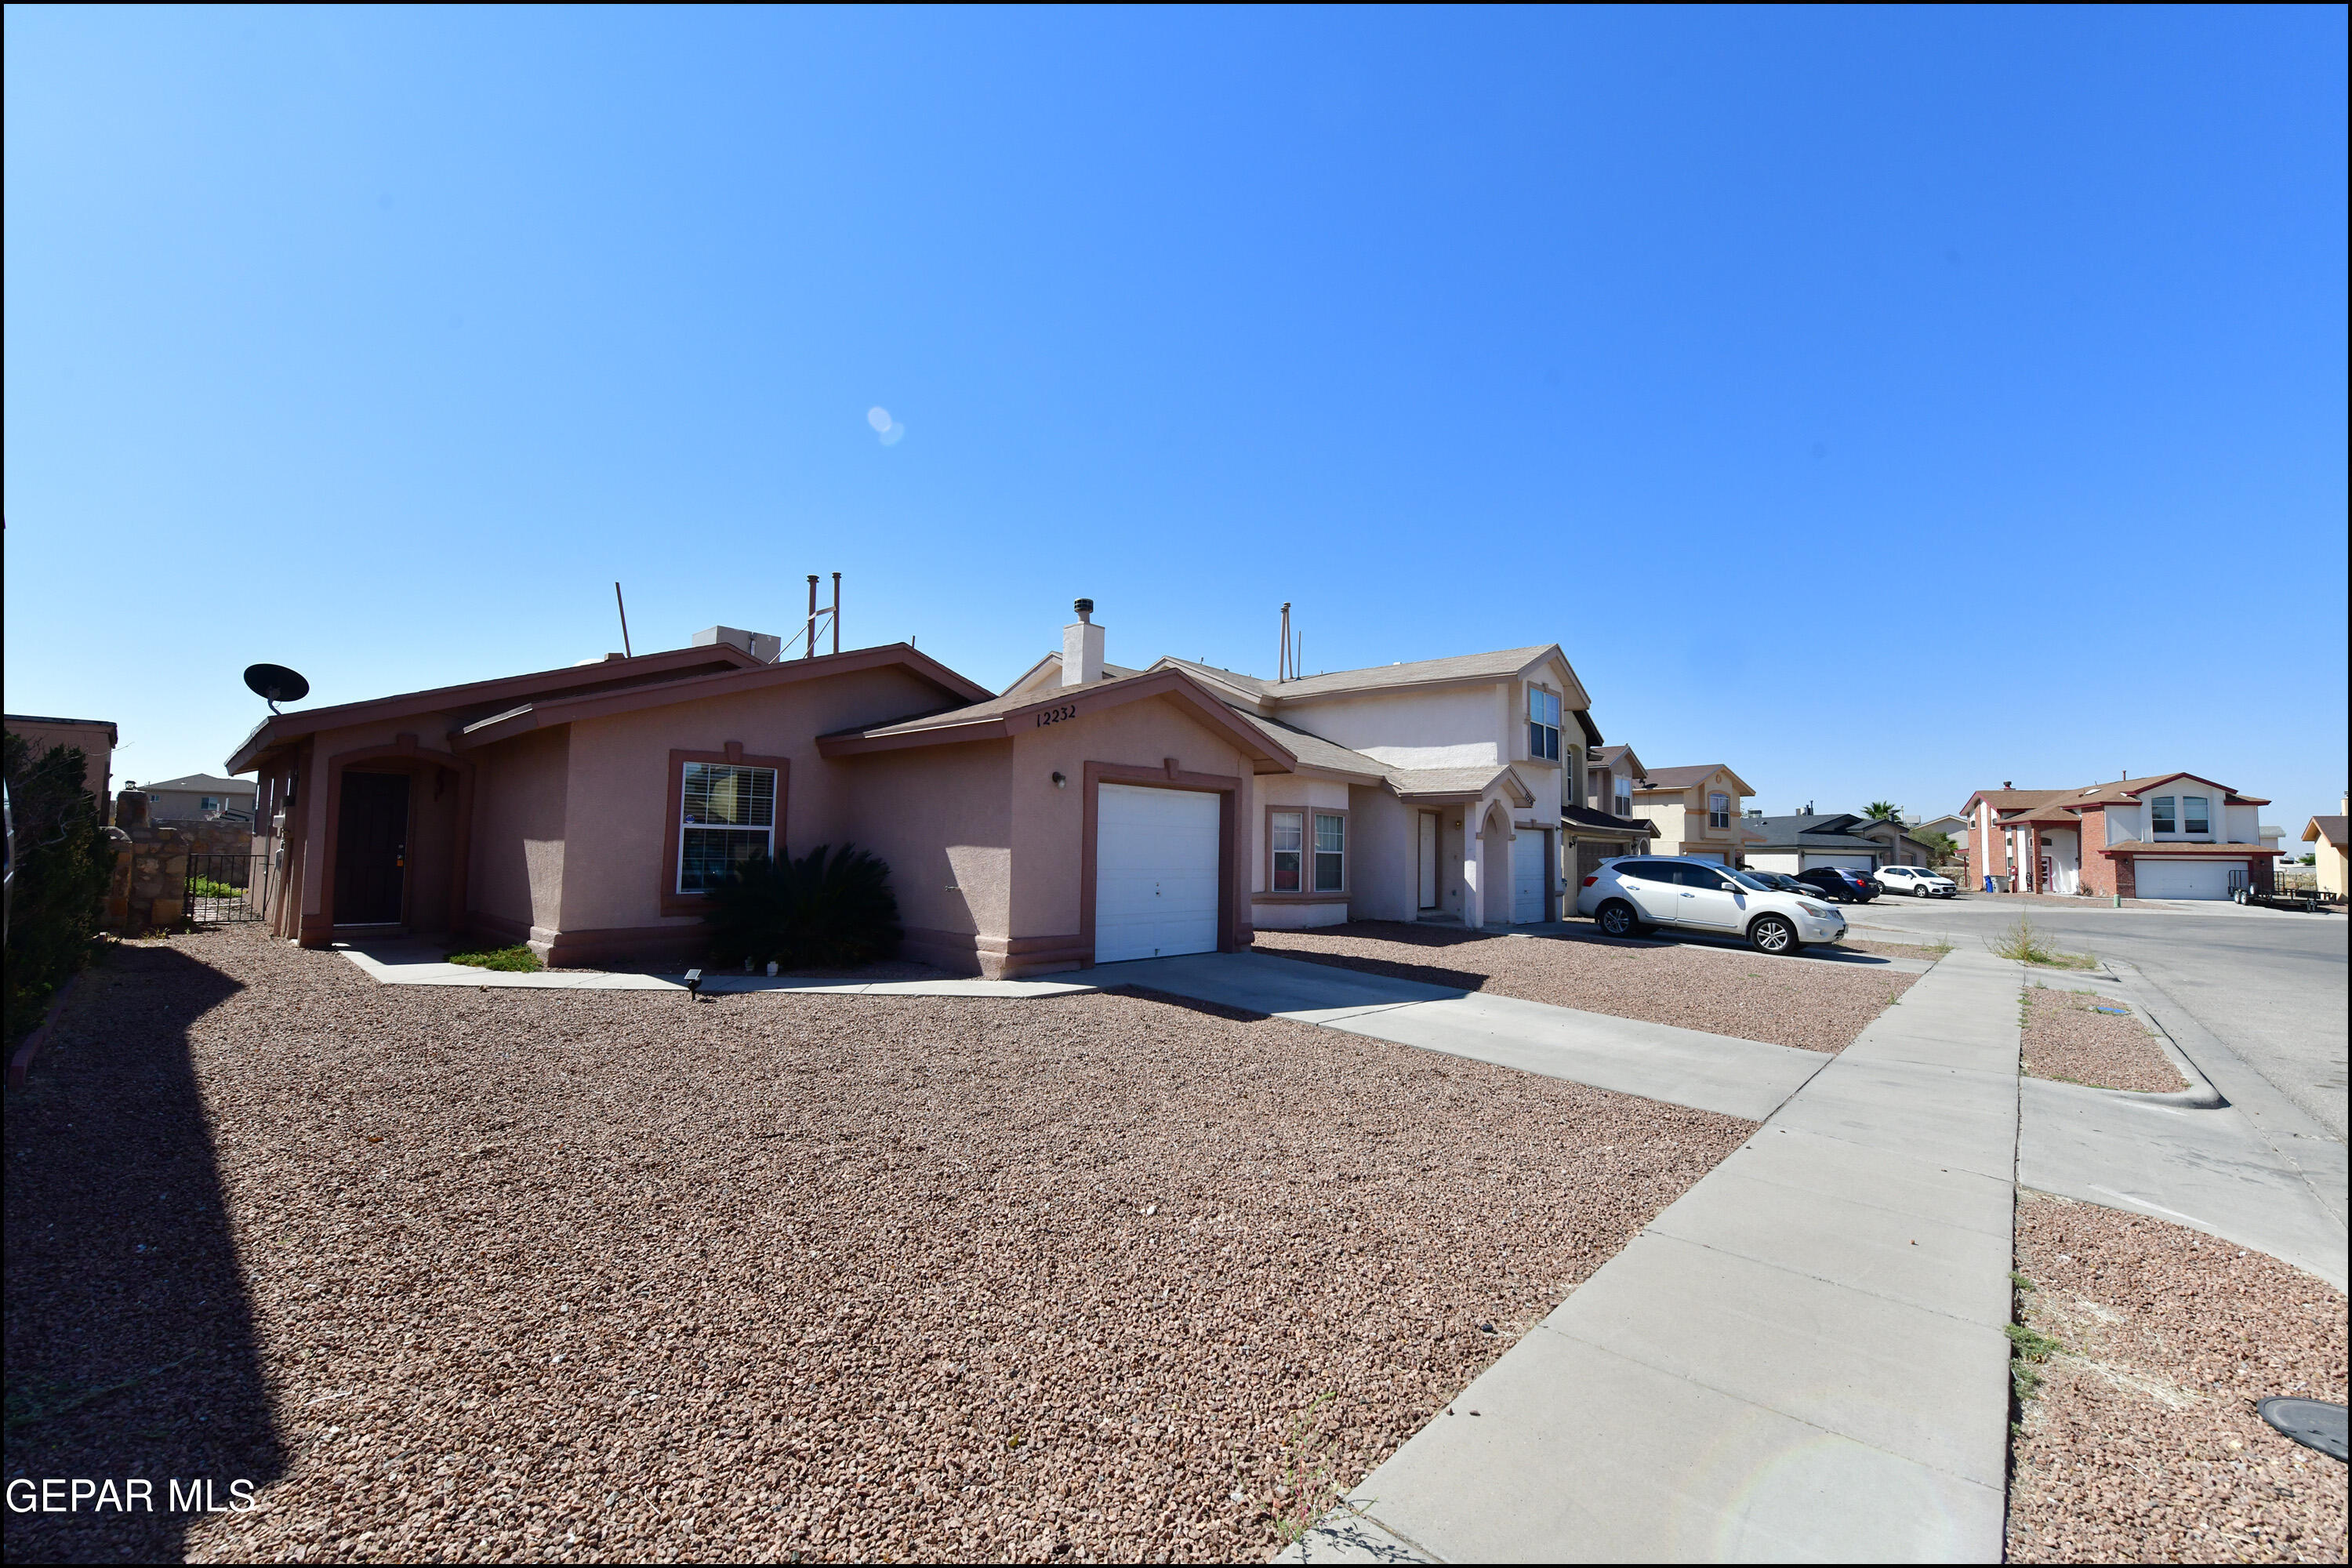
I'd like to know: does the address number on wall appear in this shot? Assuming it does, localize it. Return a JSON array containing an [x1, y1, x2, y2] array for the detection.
[[1033, 705, 1077, 727]]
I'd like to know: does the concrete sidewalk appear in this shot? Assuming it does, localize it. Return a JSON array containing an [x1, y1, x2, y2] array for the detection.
[[1080, 951, 1831, 1122], [1283, 947, 2024, 1564]]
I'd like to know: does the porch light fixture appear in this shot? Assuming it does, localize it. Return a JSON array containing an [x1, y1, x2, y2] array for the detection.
[[1052, 771, 1067, 789]]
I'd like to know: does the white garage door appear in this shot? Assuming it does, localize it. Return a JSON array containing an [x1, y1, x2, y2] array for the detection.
[[1094, 784, 1221, 962], [1682, 851, 1724, 864], [1802, 853, 1875, 872], [2133, 859, 2239, 900], [1510, 831, 1548, 924]]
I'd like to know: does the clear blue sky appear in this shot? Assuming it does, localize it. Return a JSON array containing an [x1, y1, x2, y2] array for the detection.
[[6, 6, 2345, 829]]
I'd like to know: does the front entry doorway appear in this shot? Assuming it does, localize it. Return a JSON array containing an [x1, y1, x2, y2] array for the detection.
[[1417, 812, 1440, 910], [335, 771, 411, 925]]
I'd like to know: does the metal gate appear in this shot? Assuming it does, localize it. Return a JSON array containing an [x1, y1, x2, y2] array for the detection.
[[187, 853, 270, 924]]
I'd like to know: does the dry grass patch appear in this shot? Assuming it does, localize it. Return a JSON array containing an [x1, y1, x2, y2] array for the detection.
[[1252, 921, 1918, 1054]]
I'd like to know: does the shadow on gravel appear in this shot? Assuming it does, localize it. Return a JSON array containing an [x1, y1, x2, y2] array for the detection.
[[4, 944, 284, 1563]]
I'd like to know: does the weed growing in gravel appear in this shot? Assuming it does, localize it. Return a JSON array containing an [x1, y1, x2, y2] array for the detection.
[[1270, 1392, 1356, 1549], [2009, 1270, 2037, 1293], [1991, 917, 2096, 969], [445, 944, 541, 973], [2006, 1321, 2063, 1401]]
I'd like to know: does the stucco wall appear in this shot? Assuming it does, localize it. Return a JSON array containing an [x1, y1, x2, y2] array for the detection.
[[5, 718, 114, 815], [1278, 688, 1501, 771], [551, 664, 949, 940], [470, 724, 571, 938], [1006, 697, 1254, 946], [1345, 784, 1417, 923], [834, 738, 1016, 969]]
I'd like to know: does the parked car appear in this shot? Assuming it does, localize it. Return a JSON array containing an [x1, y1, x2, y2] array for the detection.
[[1875, 866, 1958, 898], [1577, 855, 1847, 955], [1742, 869, 1813, 896], [1795, 866, 1879, 903]]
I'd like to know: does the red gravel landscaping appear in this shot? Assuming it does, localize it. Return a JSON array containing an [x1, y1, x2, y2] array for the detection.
[[1250, 921, 1921, 1054], [2007, 1191, 2348, 1563], [5, 926, 1750, 1563], [2021, 986, 2188, 1094]]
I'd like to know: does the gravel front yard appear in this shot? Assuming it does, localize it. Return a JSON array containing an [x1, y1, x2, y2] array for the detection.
[[2021, 986, 2188, 1094], [6, 927, 1749, 1563], [1250, 922, 1920, 1054], [2006, 1191, 2347, 1563]]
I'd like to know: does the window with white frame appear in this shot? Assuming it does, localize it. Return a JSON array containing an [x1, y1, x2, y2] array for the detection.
[[1314, 811, 1345, 891], [2182, 794, 2209, 834], [1271, 810, 1303, 891], [677, 762, 776, 891], [1709, 791, 1730, 829], [1614, 776, 1632, 818], [1527, 688, 1562, 762], [2151, 795, 2176, 833]]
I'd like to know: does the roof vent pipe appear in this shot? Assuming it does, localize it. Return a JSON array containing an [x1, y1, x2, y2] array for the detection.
[[1063, 598, 1105, 686]]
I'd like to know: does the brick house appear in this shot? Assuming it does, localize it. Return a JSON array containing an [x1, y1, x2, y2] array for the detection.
[[1962, 773, 2281, 899]]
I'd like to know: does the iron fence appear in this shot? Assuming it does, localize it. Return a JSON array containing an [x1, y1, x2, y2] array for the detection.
[[187, 853, 270, 925]]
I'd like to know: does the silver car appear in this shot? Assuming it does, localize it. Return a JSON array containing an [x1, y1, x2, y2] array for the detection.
[[1576, 855, 1848, 954]]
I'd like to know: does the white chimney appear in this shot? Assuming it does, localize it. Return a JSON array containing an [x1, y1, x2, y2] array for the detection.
[[1062, 598, 1105, 686]]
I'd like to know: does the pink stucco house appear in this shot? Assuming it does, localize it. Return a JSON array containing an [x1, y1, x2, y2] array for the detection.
[[1961, 773, 2280, 899], [230, 603, 1620, 975]]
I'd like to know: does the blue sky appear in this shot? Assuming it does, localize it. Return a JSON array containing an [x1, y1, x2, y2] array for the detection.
[[6, 5, 2345, 829]]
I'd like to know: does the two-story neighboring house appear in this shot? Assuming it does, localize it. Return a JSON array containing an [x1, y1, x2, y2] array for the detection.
[[1628, 764, 1762, 867], [1007, 641, 1598, 929], [1963, 773, 2281, 898], [1563, 742, 1657, 878]]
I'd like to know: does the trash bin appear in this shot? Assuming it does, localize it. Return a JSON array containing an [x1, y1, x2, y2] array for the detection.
[[1984, 875, 1994, 894]]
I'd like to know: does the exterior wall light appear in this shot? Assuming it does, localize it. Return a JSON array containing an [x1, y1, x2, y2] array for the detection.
[[1052, 771, 1067, 789]]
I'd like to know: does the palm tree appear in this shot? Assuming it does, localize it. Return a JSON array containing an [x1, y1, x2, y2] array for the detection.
[[1864, 800, 1903, 822]]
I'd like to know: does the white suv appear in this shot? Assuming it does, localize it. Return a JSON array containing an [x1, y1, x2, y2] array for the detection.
[[1875, 866, 1958, 898], [1577, 855, 1847, 954]]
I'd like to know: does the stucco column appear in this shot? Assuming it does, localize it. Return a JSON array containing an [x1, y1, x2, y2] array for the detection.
[[1462, 801, 1485, 930]]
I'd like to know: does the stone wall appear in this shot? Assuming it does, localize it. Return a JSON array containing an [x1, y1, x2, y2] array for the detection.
[[102, 790, 204, 933]]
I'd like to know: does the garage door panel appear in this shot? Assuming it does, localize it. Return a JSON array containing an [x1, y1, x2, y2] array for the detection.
[[1510, 832, 1547, 924], [1094, 785, 1222, 962], [2132, 859, 2238, 900], [1802, 853, 1875, 872]]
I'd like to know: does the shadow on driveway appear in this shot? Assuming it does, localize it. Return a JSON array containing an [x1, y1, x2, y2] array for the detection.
[[4, 944, 284, 1561]]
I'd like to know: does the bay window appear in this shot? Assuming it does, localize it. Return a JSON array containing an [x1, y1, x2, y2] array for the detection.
[[1528, 688, 1562, 762]]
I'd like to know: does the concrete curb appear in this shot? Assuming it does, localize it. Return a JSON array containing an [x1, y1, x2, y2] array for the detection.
[[2022, 967, 2227, 1110]]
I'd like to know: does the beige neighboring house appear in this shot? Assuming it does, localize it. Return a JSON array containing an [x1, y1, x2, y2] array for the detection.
[[1628, 764, 1762, 866], [1564, 742, 1657, 878], [4, 713, 118, 817], [2305, 797, 2349, 896], [138, 771, 259, 824]]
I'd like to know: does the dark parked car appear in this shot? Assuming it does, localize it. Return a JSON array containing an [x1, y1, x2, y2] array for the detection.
[[1742, 869, 1813, 896], [1795, 866, 1879, 903]]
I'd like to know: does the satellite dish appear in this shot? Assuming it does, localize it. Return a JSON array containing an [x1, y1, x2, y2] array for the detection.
[[244, 662, 310, 714]]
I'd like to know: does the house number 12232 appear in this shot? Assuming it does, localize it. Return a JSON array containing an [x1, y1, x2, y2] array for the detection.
[[1033, 705, 1077, 727]]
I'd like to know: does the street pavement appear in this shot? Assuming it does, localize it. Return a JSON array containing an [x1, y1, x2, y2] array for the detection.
[[1849, 895, 2348, 1137]]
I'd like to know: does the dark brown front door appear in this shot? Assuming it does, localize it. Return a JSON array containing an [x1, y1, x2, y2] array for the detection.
[[335, 772, 410, 925]]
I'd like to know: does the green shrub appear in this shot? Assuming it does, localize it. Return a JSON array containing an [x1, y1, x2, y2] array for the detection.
[[1991, 916, 2096, 969], [702, 843, 902, 971], [187, 877, 245, 899], [446, 944, 541, 973], [5, 735, 114, 1045]]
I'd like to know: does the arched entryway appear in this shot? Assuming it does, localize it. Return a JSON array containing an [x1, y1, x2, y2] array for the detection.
[[320, 738, 474, 938]]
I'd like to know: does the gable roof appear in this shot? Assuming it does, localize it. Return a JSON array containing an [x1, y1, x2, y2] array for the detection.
[[1230, 712, 1390, 784], [1634, 763, 1757, 797], [136, 772, 256, 795], [1741, 813, 1896, 852], [815, 666, 1296, 768], [1591, 743, 1646, 778], [2306, 815, 2349, 846], [1000, 651, 1149, 698], [1150, 644, 1588, 709], [1965, 775, 2270, 815], [228, 642, 992, 772]]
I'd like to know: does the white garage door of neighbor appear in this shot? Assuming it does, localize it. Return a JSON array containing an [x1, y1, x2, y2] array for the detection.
[[1510, 832, 1548, 924], [1094, 784, 1222, 963], [2133, 858, 2239, 900], [1682, 851, 1725, 865], [1802, 853, 1875, 872]]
